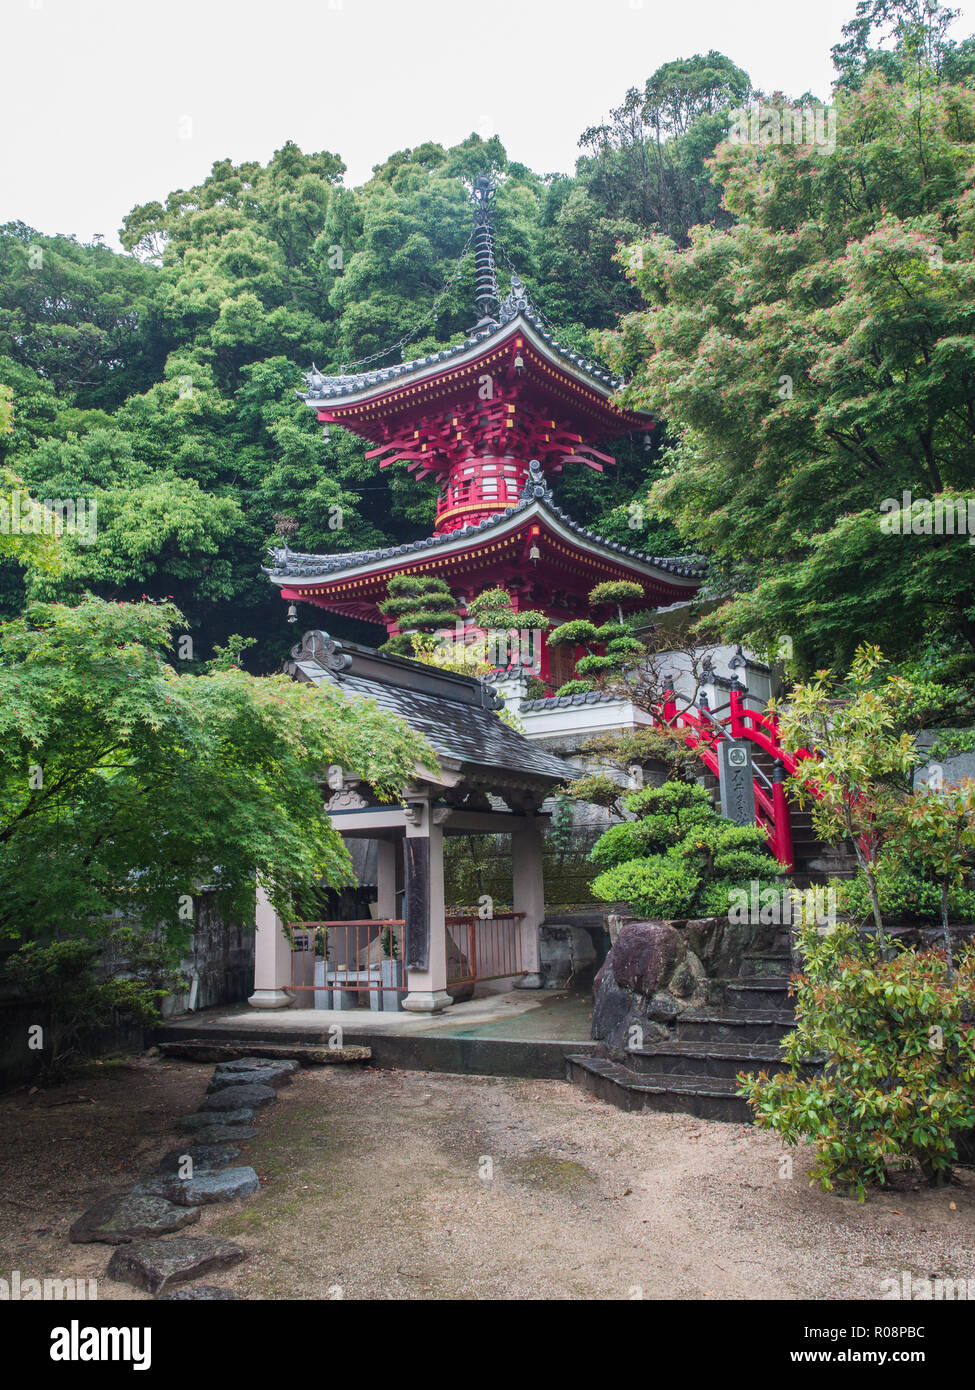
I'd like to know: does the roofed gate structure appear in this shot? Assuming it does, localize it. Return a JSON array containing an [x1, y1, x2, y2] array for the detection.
[[249, 631, 574, 1014]]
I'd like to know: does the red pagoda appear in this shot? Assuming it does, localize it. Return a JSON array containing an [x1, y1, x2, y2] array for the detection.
[[266, 175, 702, 685]]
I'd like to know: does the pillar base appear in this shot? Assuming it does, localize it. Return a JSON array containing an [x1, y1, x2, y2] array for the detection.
[[515, 973, 543, 990], [402, 990, 452, 1014], [247, 988, 294, 1011]]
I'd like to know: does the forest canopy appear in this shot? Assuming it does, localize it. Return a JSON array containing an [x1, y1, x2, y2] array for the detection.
[[1, 1, 973, 698]]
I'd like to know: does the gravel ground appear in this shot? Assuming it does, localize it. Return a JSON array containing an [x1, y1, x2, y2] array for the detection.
[[1, 1056, 973, 1300]]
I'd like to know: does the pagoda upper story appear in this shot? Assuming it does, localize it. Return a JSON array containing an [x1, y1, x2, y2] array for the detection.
[[298, 175, 654, 535]]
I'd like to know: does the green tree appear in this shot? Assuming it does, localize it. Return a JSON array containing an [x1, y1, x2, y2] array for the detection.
[[0, 596, 435, 942], [379, 573, 458, 657], [895, 778, 975, 976], [607, 72, 975, 680], [771, 645, 924, 953]]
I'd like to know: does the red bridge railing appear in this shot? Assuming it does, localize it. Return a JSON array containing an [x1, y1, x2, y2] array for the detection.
[[656, 687, 822, 872]]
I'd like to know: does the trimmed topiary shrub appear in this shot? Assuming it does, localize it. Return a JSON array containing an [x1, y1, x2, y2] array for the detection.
[[589, 780, 783, 919]]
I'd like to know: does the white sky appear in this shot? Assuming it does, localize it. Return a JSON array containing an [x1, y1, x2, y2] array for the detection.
[[2, 0, 973, 248]]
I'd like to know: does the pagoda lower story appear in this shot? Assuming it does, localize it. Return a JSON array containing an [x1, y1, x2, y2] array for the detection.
[[267, 466, 701, 685]]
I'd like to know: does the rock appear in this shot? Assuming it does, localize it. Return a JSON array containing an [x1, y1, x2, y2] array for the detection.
[[591, 958, 670, 1056], [181, 1124, 259, 1144], [611, 921, 683, 996], [540, 923, 598, 990], [648, 991, 680, 1022], [69, 1193, 200, 1245], [214, 1057, 300, 1076], [207, 1066, 293, 1091], [153, 1144, 241, 1175], [106, 1236, 247, 1294], [133, 1166, 260, 1206], [670, 950, 705, 1000], [591, 958, 631, 1044], [156, 1285, 239, 1300], [178, 1108, 255, 1130], [200, 1084, 277, 1112]]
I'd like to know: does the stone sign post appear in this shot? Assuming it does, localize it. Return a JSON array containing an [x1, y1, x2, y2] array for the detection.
[[718, 739, 756, 826]]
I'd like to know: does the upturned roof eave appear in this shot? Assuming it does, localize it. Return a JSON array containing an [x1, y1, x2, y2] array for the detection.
[[299, 312, 649, 422], [265, 495, 703, 590]]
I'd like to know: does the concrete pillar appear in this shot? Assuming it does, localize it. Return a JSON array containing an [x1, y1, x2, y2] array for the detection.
[[375, 837, 398, 920], [248, 881, 294, 1009], [512, 816, 545, 989], [401, 800, 451, 1013]]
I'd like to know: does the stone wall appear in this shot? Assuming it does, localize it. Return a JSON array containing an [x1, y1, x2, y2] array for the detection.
[[0, 894, 254, 1089]]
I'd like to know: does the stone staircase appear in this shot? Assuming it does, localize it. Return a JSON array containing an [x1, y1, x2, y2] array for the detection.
[[568, 927, 819, 1122]]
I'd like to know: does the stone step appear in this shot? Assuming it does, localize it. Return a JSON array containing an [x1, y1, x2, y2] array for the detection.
[[676, 1009, 796, 1044], [158, 1040, 372, 1066], [625, 1040, 818, 1080], [567, 1055, 753, 1123], [738, 952, 793, 978], [723, 977, 795, 1012]]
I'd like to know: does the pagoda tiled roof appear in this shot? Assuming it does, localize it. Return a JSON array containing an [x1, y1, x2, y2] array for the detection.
[[300, 279, 624, 405], [265, 488, 704, 584]]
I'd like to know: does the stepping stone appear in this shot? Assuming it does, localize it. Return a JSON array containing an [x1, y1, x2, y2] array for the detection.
[[214, 1057, 299, 1076], [153, 1144, 240, 1175], [156, 1285, 238, 1300], [133, 1166, 260, 1206], [200, 1084, 276, 1112], [107, 1235, 247, 1295], [178, 1108, 255, 1130], [207, 1066, 293, 1091], [69, 1193, 200, 1245], [181, 1124, 259, 1144]]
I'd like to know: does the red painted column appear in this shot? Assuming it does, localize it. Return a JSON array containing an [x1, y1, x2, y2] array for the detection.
[[771, 761, 794, 872]]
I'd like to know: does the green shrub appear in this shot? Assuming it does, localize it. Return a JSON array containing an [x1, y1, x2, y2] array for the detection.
[[553, 679, 596, 696], [589, 780, 783, 919], [546, 619, 598, 647], [7, 931, 187, 1077], [678, 821, 780, 878], [695, 877, 785, 918], [837, 862, 975, 925], [589, 819, 655, 868], [738, 923, 975, 1199], [591, 855, 701, 919], [576, 654, 618, 676]]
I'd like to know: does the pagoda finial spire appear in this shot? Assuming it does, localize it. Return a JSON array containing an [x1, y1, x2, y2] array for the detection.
[[469, 172, 499, 330]]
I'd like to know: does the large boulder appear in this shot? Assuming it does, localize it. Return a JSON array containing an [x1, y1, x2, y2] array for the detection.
[[540, 923, 599, 990], [591, 958, 669, 1054], [611, 921, 683, 996]]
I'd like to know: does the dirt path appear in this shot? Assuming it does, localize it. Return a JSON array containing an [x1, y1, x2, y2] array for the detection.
[[1, 1057, 973, 1299]]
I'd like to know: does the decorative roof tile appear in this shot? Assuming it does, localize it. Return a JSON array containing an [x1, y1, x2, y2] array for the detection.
[[264, 490, 704, 584]]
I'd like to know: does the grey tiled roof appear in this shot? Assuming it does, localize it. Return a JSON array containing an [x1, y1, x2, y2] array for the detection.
[[300, 280, 622, 402], [520, 691, 619, 712], [265, 491, 704, 584], [300, 664, 573, 783]]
